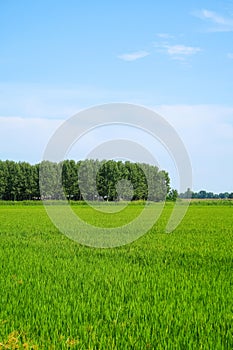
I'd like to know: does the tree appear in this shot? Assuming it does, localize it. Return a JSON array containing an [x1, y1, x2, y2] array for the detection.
[[18, 162, 35, 200], [167, 189, 178, 201], [0, 161, 7, 200], [179, 188, 195, 199], [62, 160, 80, 200], [124, 161, 147, 200], [219, 192, 229, 199], [39, 161, 64, 199], [4, 160, 21, 200], [78, 160, 100, 201], [97, 160, 120, 201]]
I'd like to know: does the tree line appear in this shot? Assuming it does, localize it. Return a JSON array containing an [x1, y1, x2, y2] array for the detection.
[[0, 159, 173, 201], [180, 188, 233, 199]]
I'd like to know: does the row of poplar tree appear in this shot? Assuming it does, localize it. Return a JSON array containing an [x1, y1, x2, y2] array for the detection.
[[0, 159, 172, 201]]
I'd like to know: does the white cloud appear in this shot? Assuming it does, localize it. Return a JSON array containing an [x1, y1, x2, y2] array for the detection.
[[153, 104, 233, 192], [157, 44, 201, 60], [201, 9, 229, 25], [118, 51, 150, 61], [194, 9, 233, 32], [156, 33, 174, 39], [166, 44, 201, 57], [0, 83, 128, 120], [0, 116, 62, 163]]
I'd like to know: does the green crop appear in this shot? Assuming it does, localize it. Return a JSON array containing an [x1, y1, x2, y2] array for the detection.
[[0, 203, 233, 349]]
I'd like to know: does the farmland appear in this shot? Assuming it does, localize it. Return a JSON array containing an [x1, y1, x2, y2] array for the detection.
[[0, 202, 233, 349]]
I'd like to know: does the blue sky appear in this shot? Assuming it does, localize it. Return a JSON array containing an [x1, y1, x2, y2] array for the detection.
[[1, 0, 233, 192]]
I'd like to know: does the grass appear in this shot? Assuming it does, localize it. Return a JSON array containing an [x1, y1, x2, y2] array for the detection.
[[0, 202, 233, 349]]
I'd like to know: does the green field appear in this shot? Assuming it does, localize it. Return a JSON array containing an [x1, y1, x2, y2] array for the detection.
[[0, 202, 233, 349]]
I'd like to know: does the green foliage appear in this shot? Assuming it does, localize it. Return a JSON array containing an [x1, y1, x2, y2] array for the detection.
[[0, 203, 233, 348], [180, 188, 233, 200], [0, 161, 40, 201], [0, 160, 170, 202], [167, 189, 178, 201]]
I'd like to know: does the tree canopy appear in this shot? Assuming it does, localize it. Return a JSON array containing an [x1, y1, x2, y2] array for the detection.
[[180, 188, 233, 200], [0, 159, 172, 201]]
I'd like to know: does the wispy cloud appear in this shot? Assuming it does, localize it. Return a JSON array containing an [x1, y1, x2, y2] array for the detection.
[[200, 9, 229, 25], [194, 9, 233, 32], [157, 44, 201, 61], [166, 44, 201, 59], [118, 51, 149, 62], [156, 33, 174, 39]]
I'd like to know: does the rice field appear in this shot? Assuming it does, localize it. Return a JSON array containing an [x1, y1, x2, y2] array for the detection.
[[0, 202, 233, 349]]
